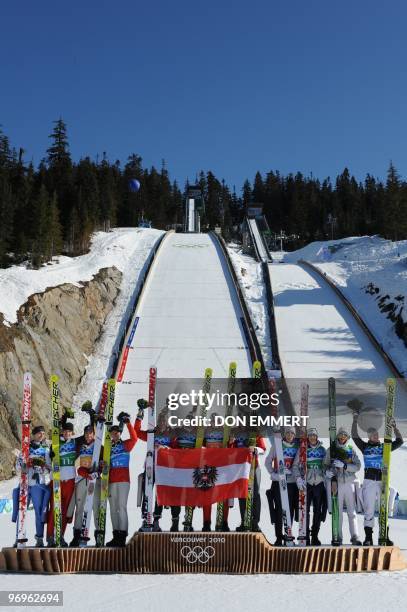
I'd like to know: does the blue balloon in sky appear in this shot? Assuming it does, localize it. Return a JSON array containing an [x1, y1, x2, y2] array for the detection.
[[129, 178, 141, 193]]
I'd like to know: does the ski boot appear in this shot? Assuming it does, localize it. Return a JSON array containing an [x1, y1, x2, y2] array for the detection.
[[106, 530, 120, 547], [153, 518, 162, 532], [235, 524, 245, 532], [221, 521, 230, 532], [117, 531, 127, 547], [183, 521, 194, 532], [311, 529, 321, 546], [35, 536, 44, 548], [350, 535, 362, 546], [170, 518, 179, 532], [274, 537, 284, 546], [70, 529, 81, 547], [47, 536, 55, 548], [139, 520, 153, 532], [379, 527, 393, 546], [202, 521, 211, 532], [252, 523, 261, 533], [363, 527, 373, 546], [60, 536, 68, 548]]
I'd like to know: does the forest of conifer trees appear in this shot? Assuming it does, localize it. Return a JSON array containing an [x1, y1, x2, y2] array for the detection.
[[1, 118, 407, 268]]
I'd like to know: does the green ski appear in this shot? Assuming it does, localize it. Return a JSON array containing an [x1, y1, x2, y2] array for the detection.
[[378, 378, 396, 545], [96, 378, 116, 547], [243, 360, 262, 531], [183, 367, 213, 531], [215, 361, 237, 531], [328, 377, 341, 546]]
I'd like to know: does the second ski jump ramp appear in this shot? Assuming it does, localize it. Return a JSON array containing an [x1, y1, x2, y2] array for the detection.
[[269, 262, 394, 380]]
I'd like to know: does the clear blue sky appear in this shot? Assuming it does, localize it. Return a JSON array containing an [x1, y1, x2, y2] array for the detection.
[[1, 0, 406, 191]]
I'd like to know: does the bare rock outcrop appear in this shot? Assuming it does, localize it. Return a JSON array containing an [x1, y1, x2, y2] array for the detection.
[[0, 267, 122, 479]]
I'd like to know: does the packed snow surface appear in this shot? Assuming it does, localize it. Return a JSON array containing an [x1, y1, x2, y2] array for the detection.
[[284, 235, 407, 376]]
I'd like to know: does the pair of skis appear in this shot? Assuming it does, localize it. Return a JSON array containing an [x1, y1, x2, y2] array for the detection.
[[50, 376, 116, 547], [329, 377, 396, 546], [79, 381, 108, 546], [243, 360, 262, 530], [140, 366, 157, 531], [215, 362, 237, 531], [183, 367, 213, 530], [268, 376, 295, 546]]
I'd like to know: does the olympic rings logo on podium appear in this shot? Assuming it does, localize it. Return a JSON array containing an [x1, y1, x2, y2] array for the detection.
[[180, 545, 215, 564]]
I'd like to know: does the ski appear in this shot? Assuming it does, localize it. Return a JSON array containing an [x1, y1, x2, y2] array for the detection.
[[329, 377, 341, 545], [96, 378, 116, 547], [143, 366, 157, 530], [243, 360, 262, 531], [378, 377, 396, 545], [50, 374, 62, 547], [184, 367, 213, 530], [297, 382, 309, 546], [215, 361, 237, 531], [16, 372, 32, 548], [269, 376, 295, 546], [79, 382, 108, 547]]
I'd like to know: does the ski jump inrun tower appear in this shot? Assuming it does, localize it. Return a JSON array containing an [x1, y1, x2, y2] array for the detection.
[[184, 185, 205, 233]]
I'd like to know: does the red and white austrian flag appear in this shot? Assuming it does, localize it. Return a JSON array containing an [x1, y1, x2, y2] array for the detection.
[[155, 447, 252, 507]]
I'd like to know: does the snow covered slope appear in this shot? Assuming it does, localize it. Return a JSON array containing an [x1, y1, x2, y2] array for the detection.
[[283, 236, 407, 376], [0, 227, 163, 326]]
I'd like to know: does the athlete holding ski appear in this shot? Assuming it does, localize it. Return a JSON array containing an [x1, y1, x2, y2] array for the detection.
[[105, 412, 138, 547], [135, 403, 180, 532], [70, 423, 104, 546], [265, 426, 299, 545], [324, 427, 362, 545], [352, 410, 403, 545], [47, 410, 76, 547], [293, 428, 327, 545], [12, 425, 51, 547], [231, 423, 266, 532]]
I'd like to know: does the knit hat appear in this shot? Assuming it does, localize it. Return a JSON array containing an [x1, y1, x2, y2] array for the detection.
[[83, 424, 94, 434], [62, 422, 74, 432], [337, 427, 349, 438], [32, 425, 45, 435], [307, 427, 318, 437], [109, 425, 121, 433], [284, 426, 296, 435]]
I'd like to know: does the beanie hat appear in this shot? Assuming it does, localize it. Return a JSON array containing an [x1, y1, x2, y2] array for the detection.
[[307, 427, 318, 437], [62, 422, 74, 432], [32, 425, 45, 435], [337, 426, 349, 438]]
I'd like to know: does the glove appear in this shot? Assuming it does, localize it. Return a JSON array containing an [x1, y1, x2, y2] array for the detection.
[[31, 457, 45, 467], [325, 469, 334, 479], [137, 399, 148, 411], [333, 459, 345, 469], [296, 477, 306, 491], [87, 471, 99, 481], [389, 417, 396, 429], [117, 411, 131, 424], [63, 406, 75, 419]]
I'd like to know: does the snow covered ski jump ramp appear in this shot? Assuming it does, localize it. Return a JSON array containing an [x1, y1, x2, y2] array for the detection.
[[1, 532, 406, 574]]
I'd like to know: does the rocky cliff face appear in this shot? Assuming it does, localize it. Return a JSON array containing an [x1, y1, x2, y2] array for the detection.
[[0, 266, 122, 479]]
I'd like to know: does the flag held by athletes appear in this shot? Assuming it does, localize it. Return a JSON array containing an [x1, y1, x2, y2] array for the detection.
[[155, 447, 252, 506]]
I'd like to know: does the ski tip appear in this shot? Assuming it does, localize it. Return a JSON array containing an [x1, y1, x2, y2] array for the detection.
[[204, 368, 213, 377], [50, 374, 59, 384]]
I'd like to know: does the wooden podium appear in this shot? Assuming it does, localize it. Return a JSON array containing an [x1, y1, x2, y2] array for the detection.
[[1, 532, 406, 574]]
